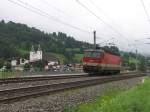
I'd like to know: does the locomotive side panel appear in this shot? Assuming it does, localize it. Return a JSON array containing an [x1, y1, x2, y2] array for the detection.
[[100, 52, 122, 71]]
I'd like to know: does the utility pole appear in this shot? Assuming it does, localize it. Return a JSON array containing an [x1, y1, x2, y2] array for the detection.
[[93, 30, 96, 49], [135, 49, 138, 71]]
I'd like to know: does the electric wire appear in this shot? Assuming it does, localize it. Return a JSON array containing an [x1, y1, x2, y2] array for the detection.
[[8, 0, 134, 52], [76, 0, 134, 51], [88, 0, 112, 21], [9, 0, 108, 44], [39, 0, 69, 16], [76, 1, 130, 41], [17, 0, 90, 33], [97, 37, 114, 45], [140, 0, 150, 23], [8, 0, 90, 34], [76, 0, 124, 38], [39, 0, 94, 32], [88, 0, 131, 41], [88, 0, 129, 49]]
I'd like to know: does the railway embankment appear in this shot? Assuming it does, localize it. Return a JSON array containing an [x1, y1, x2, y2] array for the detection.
[[0, 75, 146, 112], [65, 77, 150, 112]]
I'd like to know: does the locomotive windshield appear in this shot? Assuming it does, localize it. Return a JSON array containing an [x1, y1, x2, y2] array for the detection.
[[84, 51, 101, 58]]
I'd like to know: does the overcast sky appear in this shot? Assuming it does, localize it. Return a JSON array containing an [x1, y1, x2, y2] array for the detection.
[[1, 0, 150, 55]]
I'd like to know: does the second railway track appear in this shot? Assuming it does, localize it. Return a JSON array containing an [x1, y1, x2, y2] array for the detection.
[[0, 73, 146, 103], [0, 72, 142, 84], [0, 74, 87, 84]]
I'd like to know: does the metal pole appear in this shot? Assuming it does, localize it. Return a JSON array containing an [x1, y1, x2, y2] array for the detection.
[[93, 30, 96, 49], [135, 49, 138, 71]]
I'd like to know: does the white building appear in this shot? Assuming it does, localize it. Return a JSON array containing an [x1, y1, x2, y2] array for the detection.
[[30, 45, 42, 62], [11, 58, 29, 67], [11, 60, 17, 66], [48, 61, 59, 66], [20, 59, 29, 65]]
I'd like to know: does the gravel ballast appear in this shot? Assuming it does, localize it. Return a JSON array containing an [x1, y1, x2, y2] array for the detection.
[[0, 76, 145, 112]]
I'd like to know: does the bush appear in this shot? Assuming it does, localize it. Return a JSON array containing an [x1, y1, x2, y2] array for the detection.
[[33, 60, 47, 71], [4, 62, 11, 70], [24, 63, 30, 71]]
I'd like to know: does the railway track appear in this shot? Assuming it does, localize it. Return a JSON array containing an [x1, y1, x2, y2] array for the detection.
[[0, 72, 141, 84], [0, 74, 87, 84], [0, 73, 146, 103]]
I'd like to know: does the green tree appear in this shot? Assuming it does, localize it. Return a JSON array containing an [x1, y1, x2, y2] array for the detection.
[[0, 20, 93, 63], [33, 60, 47, 71], [138, 58, 147, 71], [129, 63, 136, 71], [24, 63, 30, 71], [4, 62, 11, 70], [97, 45, 120, 56], [0, 59, 4, 68]]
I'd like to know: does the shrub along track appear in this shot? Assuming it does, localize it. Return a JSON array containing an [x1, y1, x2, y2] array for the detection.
[[0, 73, 146, 104]]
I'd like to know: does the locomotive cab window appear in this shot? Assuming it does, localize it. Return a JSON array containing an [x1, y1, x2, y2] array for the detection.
[[84, 51, 101, 58]]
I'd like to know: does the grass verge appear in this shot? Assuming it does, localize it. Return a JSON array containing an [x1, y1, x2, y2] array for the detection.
[[0, 71, 18, 79], [64, 77, 150, 112]]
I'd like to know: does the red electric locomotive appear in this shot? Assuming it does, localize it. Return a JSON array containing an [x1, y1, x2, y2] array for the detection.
[[82, 49, 122, 74]]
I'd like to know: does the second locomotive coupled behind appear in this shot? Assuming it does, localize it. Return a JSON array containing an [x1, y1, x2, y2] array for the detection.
[[82, 49, 122, 74]]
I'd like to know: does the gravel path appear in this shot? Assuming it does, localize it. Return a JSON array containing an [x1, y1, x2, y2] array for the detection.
[[0, 76, 145, 112]]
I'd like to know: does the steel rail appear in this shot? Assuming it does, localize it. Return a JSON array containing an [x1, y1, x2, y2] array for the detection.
[[0, 72, 142, 84], [0, 74, 87, 84], [0, 73, 146, 103]]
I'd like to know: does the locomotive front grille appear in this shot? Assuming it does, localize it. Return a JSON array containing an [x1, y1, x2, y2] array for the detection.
[[83, 65, 100, 72]]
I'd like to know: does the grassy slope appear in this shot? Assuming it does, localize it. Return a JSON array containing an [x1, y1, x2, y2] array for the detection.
[[51, 53, 66, 64], [129, 57, 140, 64], [65, 77, 150, 112], [73, 54, 83, 62], [18, 49, 29, 57], [65, 48, 80, 52], [0, 71, 18, 79]]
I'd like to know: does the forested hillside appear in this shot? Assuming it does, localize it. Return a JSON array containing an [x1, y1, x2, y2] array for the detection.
[[0, 20, 92, 63], [0, 20, 148, 70]]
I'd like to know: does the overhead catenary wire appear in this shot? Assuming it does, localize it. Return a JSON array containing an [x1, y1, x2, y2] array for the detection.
[[39, 0, 94, 31], [88, 0, 112, 21], [130, 0, 150, 54], [10, 0, 111, 45], [76, 0, 124, 38], [76, 1, 130, 40], [17, 0, 91, 33], [89, 0, 130, 49], [8, 0, 108, 45], [126, 0, 150, 54], [39, 0, 70, 16], [88, 0, 130, 39], [7, 0, 136, 52], [76, 0, 135, 51], [127, 0, 150, 53], [97, 37, 114, 46], [140, 0, 150, 23], [8, 0, 90, 34]]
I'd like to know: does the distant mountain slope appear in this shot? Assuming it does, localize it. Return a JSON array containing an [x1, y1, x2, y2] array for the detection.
[[0, 20, 92, 63]]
